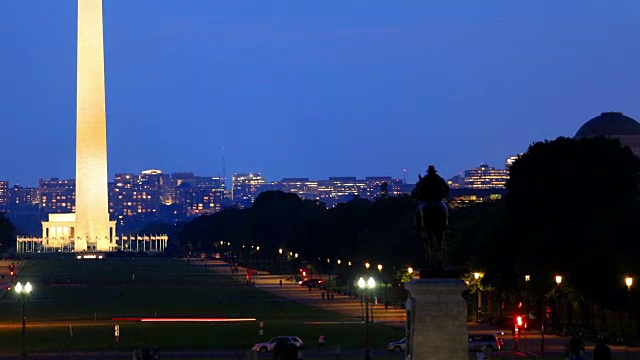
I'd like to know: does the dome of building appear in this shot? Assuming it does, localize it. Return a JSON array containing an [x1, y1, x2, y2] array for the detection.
[[575, 112, 640, 138]]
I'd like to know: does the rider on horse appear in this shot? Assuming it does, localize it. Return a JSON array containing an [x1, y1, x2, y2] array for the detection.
[[412, 165, 450, 225], [411, 165, 451, 273]]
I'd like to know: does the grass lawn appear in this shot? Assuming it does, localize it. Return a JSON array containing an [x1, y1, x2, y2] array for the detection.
[[0, 255, 403, 354]]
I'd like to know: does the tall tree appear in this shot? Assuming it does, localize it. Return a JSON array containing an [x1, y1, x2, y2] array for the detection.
[[0, 212, 15, 252], [506, 136, 640, 308]]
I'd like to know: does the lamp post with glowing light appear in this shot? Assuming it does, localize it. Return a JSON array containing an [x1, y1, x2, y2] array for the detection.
[[358, 277, 375, 360], [626, 277, 633, 306], [625, 277, 633, 336], [377, 264, 385, 303], [474, 272, 482, 323], [555, 275, 562, 325], [525, 275, 531, 322], [15, 281, 32, 360]]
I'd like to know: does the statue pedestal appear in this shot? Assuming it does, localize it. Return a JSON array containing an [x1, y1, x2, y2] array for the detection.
[[405, 278, 467, 360]]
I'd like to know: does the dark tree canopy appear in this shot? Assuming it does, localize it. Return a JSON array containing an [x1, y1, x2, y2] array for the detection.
[[173, 137, 640, 313], [0, 212, 15, 253], [506, 136, 640, 306]]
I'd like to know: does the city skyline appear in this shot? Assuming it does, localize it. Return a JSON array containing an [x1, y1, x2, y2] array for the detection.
[[2, 159, 513, 188], [3, 1, 640, 185]]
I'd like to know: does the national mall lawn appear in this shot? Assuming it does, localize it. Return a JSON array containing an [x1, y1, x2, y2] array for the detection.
[[0, 255, 403, 354]]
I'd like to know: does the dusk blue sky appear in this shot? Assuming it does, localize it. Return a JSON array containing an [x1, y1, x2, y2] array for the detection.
[[2, 1, 640, 186]]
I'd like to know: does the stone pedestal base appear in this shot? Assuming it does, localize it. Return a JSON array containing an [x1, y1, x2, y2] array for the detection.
[[405, 278, 467, 360]]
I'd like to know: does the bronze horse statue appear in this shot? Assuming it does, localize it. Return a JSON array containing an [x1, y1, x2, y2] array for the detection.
[[414, 201, 448, 274], [411, 169, 451, 277]]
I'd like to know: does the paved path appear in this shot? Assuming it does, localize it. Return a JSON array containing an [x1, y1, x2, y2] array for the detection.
[[196, 259, 407, 327], [190, 258, 640, 359]]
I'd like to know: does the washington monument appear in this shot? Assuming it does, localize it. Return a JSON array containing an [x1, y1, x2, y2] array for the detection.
[[74, 0, 115, 251], [16, 0, 172, 253]]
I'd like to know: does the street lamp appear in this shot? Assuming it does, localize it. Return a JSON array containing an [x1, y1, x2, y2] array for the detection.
[[377, 264, 382, 272], [15, 281, 32, 359], [555, 275, 562, 325], [474, 272, 483, 323], [365, 262, 370, 270], [407, 267, 413, 275], [358, 276, 376, 360], [626, 277, 633, 336], [525, 275, 531, 321]]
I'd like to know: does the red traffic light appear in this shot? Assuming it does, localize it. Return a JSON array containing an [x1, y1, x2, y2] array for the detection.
[[516, 316, 523, 327]]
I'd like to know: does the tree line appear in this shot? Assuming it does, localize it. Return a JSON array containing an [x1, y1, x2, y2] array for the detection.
[[176, 136, 640, 327], [3, 135, 639, 328]]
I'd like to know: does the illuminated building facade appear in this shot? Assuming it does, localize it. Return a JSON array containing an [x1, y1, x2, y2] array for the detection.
[[232, 173, 265, 207], [505, 155, 521, 169], [9, 185, 39, 209], [315, 177, 367, 207], [365, 177, 404, 198], [175, 175, 225, 215], [39, 178, 76, 213], [464, 164, 509, 189], [447, 173, 465, 189], [139, 169, 170, 205], [255, 176, 405, 207], [0, 181, 8, 210], [110, 173, 148, 222], [278, 178, 319, 200]]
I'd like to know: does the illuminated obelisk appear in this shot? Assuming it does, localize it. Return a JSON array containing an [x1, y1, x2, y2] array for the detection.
[[75, 0, 115, 251]]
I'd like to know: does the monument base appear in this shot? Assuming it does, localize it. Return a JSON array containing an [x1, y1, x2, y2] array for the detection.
[[405, 278, 467, 360]]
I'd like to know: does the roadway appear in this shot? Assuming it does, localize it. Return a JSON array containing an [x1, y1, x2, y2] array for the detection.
[[200, 258, 640, 359]]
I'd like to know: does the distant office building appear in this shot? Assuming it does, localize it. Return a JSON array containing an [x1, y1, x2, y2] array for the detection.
[[505, 155, 521, 170], [278, 178, 319, 200], [109, 170, 178, 225], [447, 173, 465, 189], [110, 173, 140, 222], [39, 178, 75, 213], [448, 188, 507, 208], [0, 181, 8, 209], [175, 175, 225, 215], [9, 185, 39, 209], [232, 173, 265, 206], [364, 177, 403, 199], [464, 164, 509, 189], [139, 169, 171, 205], [264, 176, 405, 206], [317, 177, 367, 207]]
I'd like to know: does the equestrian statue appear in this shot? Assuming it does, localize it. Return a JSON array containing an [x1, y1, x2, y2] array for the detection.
[[411, 165, 452, 278]]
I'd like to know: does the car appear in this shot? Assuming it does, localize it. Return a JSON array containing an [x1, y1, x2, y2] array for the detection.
[[468, 333, 503, 352], [298, 279, 324, 288], [252, 336, 304, 353], [386, 338, 406, 353]]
